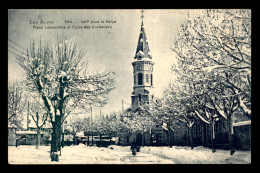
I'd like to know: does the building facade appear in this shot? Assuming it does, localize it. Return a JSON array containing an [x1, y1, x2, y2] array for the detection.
[[131, 17, 154, 112]]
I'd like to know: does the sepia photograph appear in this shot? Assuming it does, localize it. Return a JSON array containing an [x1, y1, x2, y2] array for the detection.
[[8, 9, 251, 164]]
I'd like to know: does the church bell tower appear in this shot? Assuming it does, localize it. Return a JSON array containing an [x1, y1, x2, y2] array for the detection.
[[131, 10, 154, 112]]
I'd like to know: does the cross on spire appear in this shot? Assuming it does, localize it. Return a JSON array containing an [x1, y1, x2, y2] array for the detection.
[[141, 10, 144, 25], [135, 9, 151, 59]]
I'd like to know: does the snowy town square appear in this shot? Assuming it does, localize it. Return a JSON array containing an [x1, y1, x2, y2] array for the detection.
[[9, 144, 251, 164], [8, 9, 251, 164]]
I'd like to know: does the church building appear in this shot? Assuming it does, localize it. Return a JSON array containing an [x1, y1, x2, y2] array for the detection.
[[118, 11, 251, 150], [131, 12, 154, 112], [117, 11, 174, 146]]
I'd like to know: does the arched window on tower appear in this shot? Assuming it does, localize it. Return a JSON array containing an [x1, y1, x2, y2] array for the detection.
[[151, 74, 153, 86], [138, 73, 143, 85], [134, 75, 136, 85], [146, 74, 149, 83]]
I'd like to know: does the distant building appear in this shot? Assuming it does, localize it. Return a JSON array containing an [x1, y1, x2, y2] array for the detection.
[[172, 110, 251, 151], [15, 115, 52, 145], [16, 130, 46, 145], [27, 120, 52, 134]]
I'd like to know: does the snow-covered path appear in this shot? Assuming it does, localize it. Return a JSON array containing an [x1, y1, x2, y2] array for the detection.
[[57, 145, 175, 164], [8, 145, 250, 164], [8, 145, 174, 164]]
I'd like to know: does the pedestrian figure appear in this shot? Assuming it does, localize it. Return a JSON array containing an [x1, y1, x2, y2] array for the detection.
[[130, 137, 138, 156], [16, 137, 19, 148], [136, 145, 140, 152], [130, 141, 137, 156]]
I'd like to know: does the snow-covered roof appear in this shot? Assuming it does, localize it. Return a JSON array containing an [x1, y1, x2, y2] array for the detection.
[[16, 131, 44, 135], [27, 118, 52, 129], [233, 120, 251, 127], [8, 124, 17, 129], [136, 50, 144, 56], [132, 57, 153, 63], [76, 131, 85, 137]]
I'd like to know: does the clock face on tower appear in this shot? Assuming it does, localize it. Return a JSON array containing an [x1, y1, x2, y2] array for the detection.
[[137, 65, 142, 71]]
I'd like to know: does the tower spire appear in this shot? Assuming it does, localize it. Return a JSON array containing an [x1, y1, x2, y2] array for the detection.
[[141, 10, 144, 25], [134, 9, 152, 60], [131, 9, 154, 112]]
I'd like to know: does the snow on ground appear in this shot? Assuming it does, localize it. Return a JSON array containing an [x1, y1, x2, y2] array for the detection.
[[8, 144, 173, 164], [8, 144, 251, 164], [140, 146, 251, 164]]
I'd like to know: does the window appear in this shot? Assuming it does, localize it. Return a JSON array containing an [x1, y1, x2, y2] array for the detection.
[[146, 74, 149, 83], [151, 74, 153, 86], [134, 75, 136, 85], [138, 73, 143, 85]]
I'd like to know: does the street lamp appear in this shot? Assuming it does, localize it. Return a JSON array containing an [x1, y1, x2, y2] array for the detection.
[[51, 94, 64, 155], [51, 94, 59, 110], [50, 94, 59, 161]]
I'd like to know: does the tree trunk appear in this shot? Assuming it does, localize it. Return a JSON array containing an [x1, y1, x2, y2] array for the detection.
[[73, 134, 76, 145], [201, 124, 205, 145], [168, 123, 172, 147], [211, 119, 216, 153], [36, 127, 41, 149], [51, 124, 59, 161], [205, 125, 207, 145], [188, 126, 194, 150], [142, 132, 144, 147], [61, 123, 64, 148], [142, 125, 145, 147], [62, 132, 64, 148], [50, 116, 61, 161], [58, 123, 62, 156], [228, 115, 235, 155]]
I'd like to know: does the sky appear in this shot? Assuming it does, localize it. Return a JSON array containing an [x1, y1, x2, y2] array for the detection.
[[8, 9, 201, 119]]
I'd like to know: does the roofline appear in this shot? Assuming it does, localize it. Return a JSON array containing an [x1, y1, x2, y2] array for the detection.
[[233, 120, 251, 127], [132, 60, 154, 65]]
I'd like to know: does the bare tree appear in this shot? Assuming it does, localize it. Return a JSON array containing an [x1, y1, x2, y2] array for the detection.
[[29, 95, 49, 149], [157, 86, 196, 149], [120, 107, 155, 147], [65, 115, 85, 145], [172, 9, 251, 117], [105, 115, 118, 145], [171, 9, 251, 154], [17, 35, 115, 161], [8, 81, 26, 129]]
